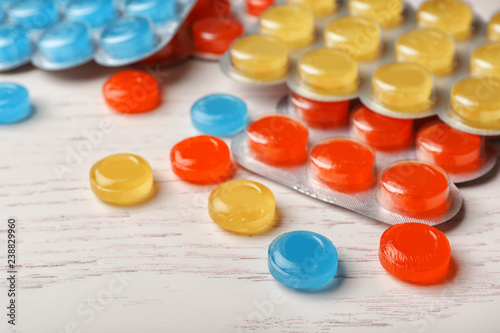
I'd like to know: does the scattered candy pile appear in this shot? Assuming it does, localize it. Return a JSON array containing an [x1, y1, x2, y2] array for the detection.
[[2, 0, 500, 290]]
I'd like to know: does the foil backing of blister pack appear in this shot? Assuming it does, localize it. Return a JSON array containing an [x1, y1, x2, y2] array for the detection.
[[277, 95, 498, 184], [231, 126, 463, 226]]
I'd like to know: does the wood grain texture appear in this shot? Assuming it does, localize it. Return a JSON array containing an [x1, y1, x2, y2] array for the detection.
[[1, 0, 500, 332]]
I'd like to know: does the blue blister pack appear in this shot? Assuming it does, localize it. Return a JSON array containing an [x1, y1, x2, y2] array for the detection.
[[0, 0, 197, 71]]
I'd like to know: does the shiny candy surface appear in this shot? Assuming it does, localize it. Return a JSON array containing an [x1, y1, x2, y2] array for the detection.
[[246, 0, 275, 16], [248, 115, 309, 166], [192, 16, 243, 56], [103, 70, 161, 114], [298, 48, 358, 95], [66, 0, 117, 29], [417, 122, 483, 173], [348, 0, 403, 28], [209, 179, 275, 234], [471, 42, 500, 79], [259, 4, 315, 48], [324, 16, 381, 61], [90, 153, 154, 206], [352, 106, 413, 151], [291, 93, 349, 129], [417, 0, 473, 40], [170, 135, 232, 184], [8, 0, 59, 30], [230, 34, 288, 82], [287, 0, 336, 17], [268, 231, 338, 289], [488, 12, 500, 41], [0, 23, 32, 68], [378, 161, 450, 218], [450, 77, 500, 129], [379, 223, 451, 284], [372, 62, 434, 112], [396, 28, 455, 76], [0, 83, 32, 124]]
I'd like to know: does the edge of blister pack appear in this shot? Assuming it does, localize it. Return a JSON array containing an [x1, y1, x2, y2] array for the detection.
[[231, 126, 463, 226], [277, 94, 498, 184]]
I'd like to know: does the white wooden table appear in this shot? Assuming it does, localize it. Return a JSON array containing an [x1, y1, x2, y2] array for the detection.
[[1, 1, 500, 332]]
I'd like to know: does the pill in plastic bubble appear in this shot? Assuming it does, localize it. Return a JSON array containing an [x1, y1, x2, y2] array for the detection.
[[66, 0, 117, 29], [378, 161, 451, 218], [396, 28, 455, 76], [298, 48, 358, 95], [417, 0, 472, 41], [170, 135, 232, 184], [379, 223, 451, 284], [100, 16, 155, 60], [471, 42, 500, 79], [324, 16, 381, 61], [489, 12, 500, 41], [191, 94, 247, 136], [209, 179, 275, 234], [259, 4, 314, 48], [37, 22, 93, 65], [0, 83, 32, 124], [125, 0, 175, 24], [248, 115, 309, 166], [417, 122, 483, 173], [246, 0, 275, 16], [450, 77, 500, 130], [8, 0, 59, 30], [291, 93, 349, 129], [352, 106, 413, 151], [192, 16, 243, 56], [0, 23, 32, 69], [103, 70, 160, 113], [90, 153, 154, 206], [288, 0, 336, 17], [311, 138, 375, 192], [348, 0, 403, 28], [230, 34, 288, 82], [372, 62, 434, 112], [268, 231, 338, 289]]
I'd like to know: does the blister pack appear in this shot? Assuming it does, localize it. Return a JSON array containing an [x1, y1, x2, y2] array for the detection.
[[277, 95, 497, 184], [232, 114, 463, 226], [220, 0, 500, 135], [0, 0, 196, 71]]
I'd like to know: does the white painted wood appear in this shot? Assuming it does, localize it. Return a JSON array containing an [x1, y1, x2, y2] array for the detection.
[[1, 1, 500, 332]]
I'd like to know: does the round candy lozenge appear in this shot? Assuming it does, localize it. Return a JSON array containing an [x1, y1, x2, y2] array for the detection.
[[378, 161, 451, 218], [37, 22, 93, 65], [191, 94, 247, 136], [248, 115, 309, 166], [246, 0, 275, 16], [0, 83, 32, 124], [352, 106, 414, 151], [170, 135, 232, 184], [100, 16, 156, 60], [396, 28, 455, 76], [311, 138, 375, 192], [450, 77, 500, 130], [268, 231, 338, 289], [298, 48, 359, 95], [470, 42, 500, 79], [209, 179, 275, 234], [324, 16, 381, 61], [287, 0, 336, 17], [8, 0, 59, 30], [417, 0, 473, 41], [90, 153, 154, 206], [125, 0, 175, 24], [103, 70, 161, 114], [348, 0, 403, 28], [489, 12, 500, 41], [372, 62, 434, 112], [379, 223, 451, 284], [0, 23, 32, 68], [192, 16, 243, 56], [230, 34, 288, 82], [416, 121, 483, 173], [66, 0, 117, 29], [259, 4, 315, 48], [291, 93, 349, 129]]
